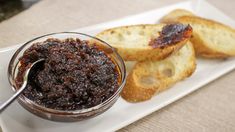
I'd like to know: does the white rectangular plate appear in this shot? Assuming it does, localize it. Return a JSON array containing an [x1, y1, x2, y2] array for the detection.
[[1, 0, 235, 132]]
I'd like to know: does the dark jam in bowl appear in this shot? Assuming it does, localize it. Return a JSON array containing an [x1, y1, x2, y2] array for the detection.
[[15, 38, 120, 111]]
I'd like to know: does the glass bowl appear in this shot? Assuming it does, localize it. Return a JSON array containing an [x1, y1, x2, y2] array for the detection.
[[8, 32, 126, 122]]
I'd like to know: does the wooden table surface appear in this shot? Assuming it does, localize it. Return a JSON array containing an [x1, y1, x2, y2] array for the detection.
[[0, 0, 235, 131]]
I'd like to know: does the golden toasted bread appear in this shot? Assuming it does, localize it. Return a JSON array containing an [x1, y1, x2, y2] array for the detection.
[[177, 16, 235, 58], [161, 9, 235, 58], [96, 24, 192, 61], [121, 42, 196, 102], [160, 9, 195, 23]]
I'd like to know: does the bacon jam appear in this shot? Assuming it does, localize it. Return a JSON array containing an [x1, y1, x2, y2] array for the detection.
[[16, 38, 120, 110], [149, 23, 192, 48]]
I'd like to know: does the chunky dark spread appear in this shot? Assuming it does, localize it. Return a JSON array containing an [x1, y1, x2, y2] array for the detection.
[[16, 38, 120, 110], [149, 23, 192, 48]]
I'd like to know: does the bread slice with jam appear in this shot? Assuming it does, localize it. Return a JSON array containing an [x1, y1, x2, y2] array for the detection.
[[96, 23, 192, 61]]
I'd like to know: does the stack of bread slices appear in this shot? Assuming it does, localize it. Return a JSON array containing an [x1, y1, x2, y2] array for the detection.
[[95, 9, 235, 102]]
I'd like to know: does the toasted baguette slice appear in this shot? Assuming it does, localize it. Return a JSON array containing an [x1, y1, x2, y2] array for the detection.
[[121, 42, 196, 102], [96, 24, 192, 61], [160, 9, 195, 23], [161, 9, 235, 58], [177, 16, 235, 58]]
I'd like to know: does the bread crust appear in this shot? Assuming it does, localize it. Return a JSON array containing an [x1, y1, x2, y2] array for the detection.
[[160, 9, 195, 23]]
